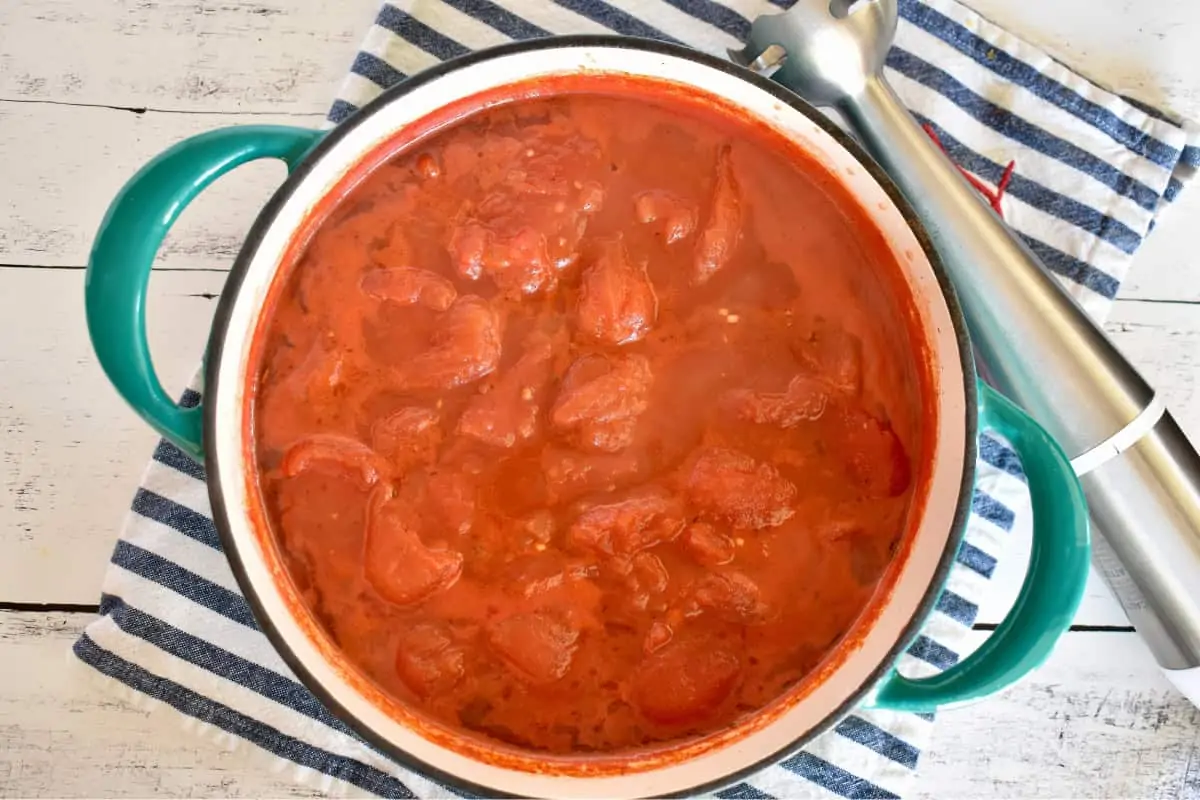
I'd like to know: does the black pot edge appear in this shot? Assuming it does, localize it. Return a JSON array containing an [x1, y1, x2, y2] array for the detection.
[[203, 34, 980, 800]]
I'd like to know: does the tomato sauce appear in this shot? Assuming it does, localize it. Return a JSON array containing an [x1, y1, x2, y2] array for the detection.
[[253, 82, 923, 755]]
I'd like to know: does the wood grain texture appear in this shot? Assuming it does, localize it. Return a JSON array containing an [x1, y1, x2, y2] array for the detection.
[[5, 266, 1196, 615], [0, 0, 376, 114], [0, 612, 326, 798], [0, 268, 223, 604], [962, 0, 1200, 121], [1106, 300, 1200, 444], [0, 101, 318, 270], [958, 0, 1200, 308], [980, 299, 1200, 629], [4, 0, 1197, 307], [5, 0, 1198, 120], [977, 502, 1131, 628], [1121, 187, 1200, 304], [2, 95, 1193, 301], [2, 0, 1200, 796], [2, 613, 1195, 798], [916, 631, 1200, 800]]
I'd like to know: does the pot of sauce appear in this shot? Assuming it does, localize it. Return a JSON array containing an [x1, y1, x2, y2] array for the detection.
[[85, 37, 1090, 798]]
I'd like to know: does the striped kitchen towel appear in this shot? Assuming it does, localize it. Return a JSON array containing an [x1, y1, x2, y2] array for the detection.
[[74, 1, 1200, 798]]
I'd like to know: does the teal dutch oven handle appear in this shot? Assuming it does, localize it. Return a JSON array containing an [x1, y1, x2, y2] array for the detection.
[[871, 381, 1090, 711], [85, 126, 324, 462]]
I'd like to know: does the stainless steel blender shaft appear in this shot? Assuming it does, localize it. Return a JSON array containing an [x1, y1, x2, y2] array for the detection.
[[737, 0, 1200, 703]]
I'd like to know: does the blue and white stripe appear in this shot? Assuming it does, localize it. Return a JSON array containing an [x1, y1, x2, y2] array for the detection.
[[78, 1, 1196, 797]]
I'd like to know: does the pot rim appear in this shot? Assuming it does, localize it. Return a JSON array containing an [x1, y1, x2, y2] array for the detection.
[[203, 34, 979, 798]]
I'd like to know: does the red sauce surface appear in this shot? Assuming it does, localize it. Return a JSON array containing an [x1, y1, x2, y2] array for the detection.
[[253, 84, 923, 756]]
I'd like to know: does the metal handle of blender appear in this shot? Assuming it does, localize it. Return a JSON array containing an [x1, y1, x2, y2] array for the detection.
[[843, 77, 1153, 440], [837, 75, 1200, 699]]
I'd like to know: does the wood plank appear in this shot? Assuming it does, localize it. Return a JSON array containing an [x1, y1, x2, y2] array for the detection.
[[2, 612, 1193, 798], [916, 630, 1200, 800], [0, 611, 323, 798], [5, 0, 1199, 123], [0, 101, 320, 270], [0, 0, 375, 114], [5, 0, 1197, 298], [4, 266, 1197, 613], [962, 0, 1200, 122], [959, 0, 1200, 305], [0, 268, 224, 604], [5, 86, 1197, 293], [4, 1, 1199, 797], [1106, 299, 1200, 443], [977, 297, 1200, 628], [1121, 188, 1200, 304], [976, 506, 1131, 628]]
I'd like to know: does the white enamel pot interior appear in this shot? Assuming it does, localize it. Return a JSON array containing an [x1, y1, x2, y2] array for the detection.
[[205, 37, 974, 800]]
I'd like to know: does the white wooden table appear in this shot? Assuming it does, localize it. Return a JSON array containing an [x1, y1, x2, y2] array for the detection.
[[2, 1, 1199, 797]]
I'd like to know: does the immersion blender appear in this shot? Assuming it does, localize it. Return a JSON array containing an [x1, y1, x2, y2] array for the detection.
[[732, 0, 1200, 705]]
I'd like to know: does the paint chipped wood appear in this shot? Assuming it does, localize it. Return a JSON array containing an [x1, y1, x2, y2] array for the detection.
[[0, 612, 325, 798], [0, 0, 377, 114], [916, 631, 1200, 799], [2, 0, 1200, 796], [0, 101, 320, 270], [1, 614, 1196, 798], [2, 267, 1195, 611], [0, 268, 225, 604]]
